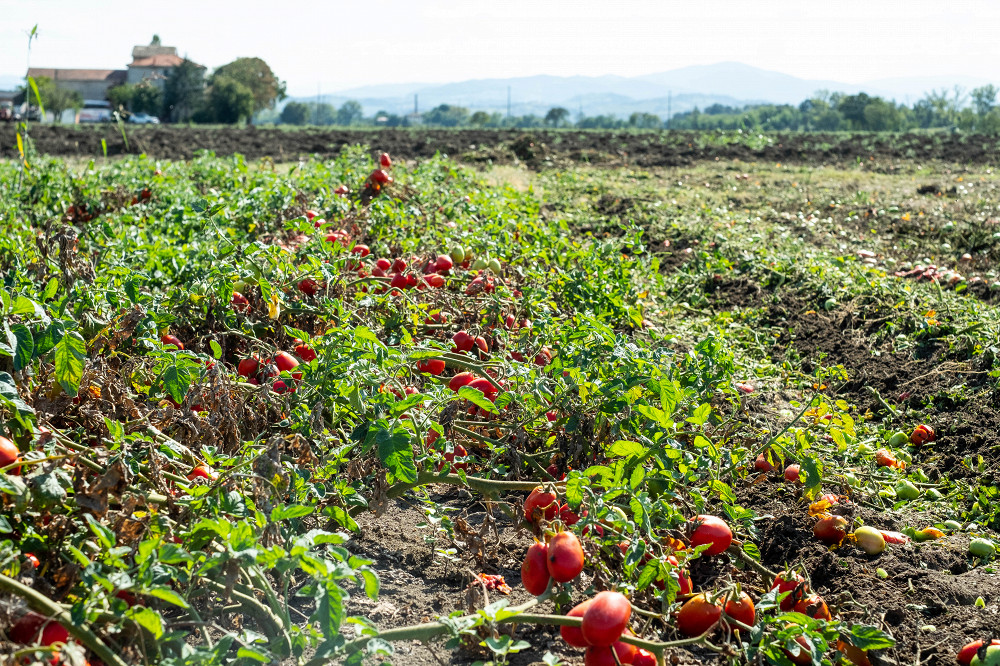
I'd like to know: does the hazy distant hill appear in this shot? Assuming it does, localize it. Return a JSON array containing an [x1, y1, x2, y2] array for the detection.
[[291, 62, 996, 119]]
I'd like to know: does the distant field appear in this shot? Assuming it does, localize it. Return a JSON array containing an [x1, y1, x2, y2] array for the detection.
[[3, 125, 1000, 166]]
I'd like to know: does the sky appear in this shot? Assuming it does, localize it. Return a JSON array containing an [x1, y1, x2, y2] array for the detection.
[[1, 0, 998, 96]]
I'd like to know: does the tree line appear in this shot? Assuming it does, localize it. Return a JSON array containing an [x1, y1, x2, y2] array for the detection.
[[273, 86, 1000, 133]]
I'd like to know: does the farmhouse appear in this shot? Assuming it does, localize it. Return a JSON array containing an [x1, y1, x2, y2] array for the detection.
[[25, 37, 203, 102]]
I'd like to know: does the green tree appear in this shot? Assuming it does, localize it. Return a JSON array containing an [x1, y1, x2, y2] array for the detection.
[[311, 103, 337, 125], [131, 82, 163, 115], [107, 84, 134, 112], [336, 101, 363, 125], [628, 112, 661, 129], [204, 76, 255, 124], [545, 107, 570, 127], [971, 85, 998, 117], [163, 59, 206, 122], [281, 101, 310, 125], [211, 57, 286, 115], [469, 110, 491, 126], [424, 104, 469, 127]]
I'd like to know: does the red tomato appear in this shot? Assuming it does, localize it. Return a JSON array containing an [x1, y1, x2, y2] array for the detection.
[[793, 594, 832, 620], [689, 515, 732, 556], [474, 336, 489, 355], [297, 279, 320, 296], [910, 424, 935, 445], [784, 464, 802, 483], [771, 572, 806, 611], [231, 292, 250, 313], [467, 377, 497, 402], [161, 334, 184, 349], [581, 591, 632, 647], [0, 436, 20, 469], [417, 359, 446, 375], [304, 209, 318, 220], [584, 641, 638, 666], [452, 331, 476, 352], [957, 640, 1000, 666], [534, 347, 553, 367], [237, 358, 259, 378], [390, 273, 409, 291], [521, 542, 551, 596], [524, 487, 559, 523], [723, 591, 755, 628], [295, 344, 317, 363], [448, 372, 476, 392], [379, 152, 392, 168], [10, 612, 69, 646], [559, 504, 579, 525], [423, 274, 445, 289], [837, 639, 873, 666], [24, 553, 39, 569], [435, 254, 454, 273], [875, 449, 904, 469], [754, 453, 775, 472], [547, 532, 584, 583], [633, 649, 657, 666], [187, 465, 218, 481], [376, 258, 392, 271], [391, 258, 407, 273], [274, 352, 299, 373], [561, 599, 593, 647], [784, 630, 813, 666], [370, 169, 391, 184], [272, 380, 294, 394], [676, 593, 722, 636], [440, 444, 468, 472], [351, 244, 370, 257], [813, 514, 848, 544]]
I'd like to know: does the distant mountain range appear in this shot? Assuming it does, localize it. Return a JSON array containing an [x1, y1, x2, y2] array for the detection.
[[290, 62, 995, 119]]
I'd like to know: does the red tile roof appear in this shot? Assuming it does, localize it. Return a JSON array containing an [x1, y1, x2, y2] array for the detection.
[[26, 68, 126, 83], [130, 54, 203, 68]]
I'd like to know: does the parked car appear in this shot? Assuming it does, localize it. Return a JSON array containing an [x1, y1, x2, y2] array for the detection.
[[127, 112, 160, 124], [0, 102, 20, 122], [78, 100, 112, 123]]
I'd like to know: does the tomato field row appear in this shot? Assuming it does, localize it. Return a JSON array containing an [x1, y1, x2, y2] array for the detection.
[[1, 143, 999, 666]]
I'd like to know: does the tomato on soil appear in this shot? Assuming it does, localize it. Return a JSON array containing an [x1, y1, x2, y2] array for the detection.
[[813, 514, 849, 544], [784, 464, 802, 482], [584, 641, 637, 666], [957, 640, 1000, 666], [521, 542, 550, 596], [547, 531, 584, 582], [676, 593, 723, 636], [448, 372, 476, 392], [633, 649, 657, 666], [793, 594, 832, 620], [581, 591, 632, 647], [689, 515, 732, 556], [724, 591, 755, 628], [771, 572, 806, 611], [187, 465, 218, 481], [524, 487, 559, 523], [161, 334, 183, 349], [561, 599, 593, 648]]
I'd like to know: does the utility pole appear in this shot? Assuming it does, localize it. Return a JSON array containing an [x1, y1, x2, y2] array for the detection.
[[414, 94, 418, 115], [507, 86, 511, 125], [667, 91, 671, 129]]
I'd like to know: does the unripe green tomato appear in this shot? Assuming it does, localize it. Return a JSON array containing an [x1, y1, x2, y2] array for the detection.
[[971, 644, 1000, 666], [854, 525, 886, 555], [886, 431, 909, 447], [233, 280, 247, 292], [823, 298, 838, 311], [464, 246, 475, 261], [449, 245, 466, 264], [924, 488, 943, 500], [894, 480, 920, 501], [471, 257, 488, 270], [970, 538, 996, 559], [488, 258, 502, 274], [943, 520, 962, 531]]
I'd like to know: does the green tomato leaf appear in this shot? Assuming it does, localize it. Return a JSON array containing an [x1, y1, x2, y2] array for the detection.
[[54, 331, 86, 397]]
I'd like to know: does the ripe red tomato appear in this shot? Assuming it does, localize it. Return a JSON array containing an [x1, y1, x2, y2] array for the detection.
[[391, 258, 407, 273], [581, 591, 632, 647], [534, 347, 553, 367], [187, 465, 218, 481], [474, 336, 489, 355], [837, 639, 873, 666], [295, 344, 317, 363], [524, 487, 559, 523], [633, 649, 657, 666], [274, 352, 299, 373], [237, 358, 259, 378], [723, 591, 755, 628], [754, 453, 775, 472], [793, 594, 832, 620], [547, 532, 584, 583], [231, 292, 250, 313], [584, 641, 637, 666], [957, 640, 1000, 666], [435, 254, 454, 273], [771, 572, 806, 611], [875, 449, 904, 469], [379, 152, 392, 168], [370, 169, 391, 184], [161, 334, 184, 349], [440, 444, 468, 472], [676, 593, 722, 636], [452, 331, 476, 352], [422, 274, 445, 289], [10, 612, 69, 646], [448, 372, 476, 392], [521, 542, 551, 596], [376, 258, 392, 271], [298, 279, 320, 296], [910, 424, 935, 445], [272, 380, 294, 394], [351, 244, 370, 257], [689, 515, 732, 556], [417, 359, 446, 375], [784, 629, 813, 666], [23, 553, 39, 569], [559, 504, 579, 525], [813, 514, 848, 544], [0, 436, 20, 470], [561, 599, 593, 647], [784, 464, 802, 483], [467, 377, 498, 402]]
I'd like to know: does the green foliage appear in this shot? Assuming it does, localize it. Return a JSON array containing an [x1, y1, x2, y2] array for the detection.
[[162, 59, 205, 122], [211, 57, 286, 114]]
